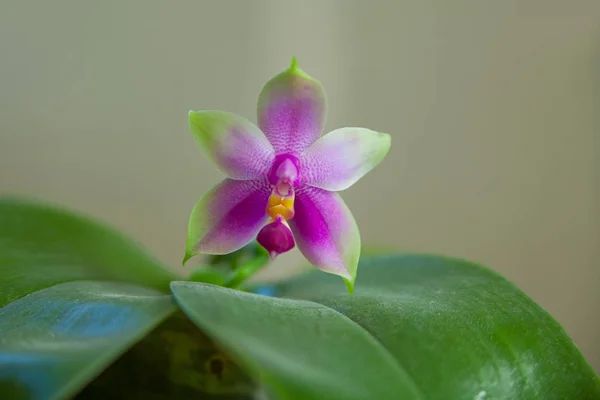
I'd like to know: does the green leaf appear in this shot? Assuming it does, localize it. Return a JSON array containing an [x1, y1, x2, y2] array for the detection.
[[173, 255, 600, 399], [0, 281, 175, 400], [0, 198, 180, 398], [0, 198, 177, 307], [276, 254, 600, 400], [171, 281, 423, 400]]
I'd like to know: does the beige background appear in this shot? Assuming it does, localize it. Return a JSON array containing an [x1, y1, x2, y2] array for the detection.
[[1, 1, 599, 372]]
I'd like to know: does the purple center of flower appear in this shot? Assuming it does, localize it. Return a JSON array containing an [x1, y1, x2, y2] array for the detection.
[[268, 154, 299, 186], [257, 154, 301, 258]]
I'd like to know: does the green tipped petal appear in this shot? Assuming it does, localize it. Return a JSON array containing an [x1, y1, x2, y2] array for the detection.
[[343, 276, 355, 294], [289, 56, 298, 71], [257, 59, 327, 156], [183, 179, 271, 262], [288, 186, 360, 293], [188, 111, 274, 180], [299, 128, 391, 192]]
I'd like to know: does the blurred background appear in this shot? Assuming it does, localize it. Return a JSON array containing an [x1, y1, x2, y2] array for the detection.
[[1, 1, 598, 372]]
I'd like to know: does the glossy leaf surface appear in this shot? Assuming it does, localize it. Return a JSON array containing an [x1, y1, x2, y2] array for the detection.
[[276, 254, 600, 400], [0, 281, 175, 400], [0, 198, 176, 307], [174, 255, 600, 400], [172, 282, 422, 400], [0, 198, 179, 399]]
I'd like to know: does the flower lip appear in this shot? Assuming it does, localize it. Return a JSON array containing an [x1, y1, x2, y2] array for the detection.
[[256, 216, 296, 259], [268, 154, 299, 186]]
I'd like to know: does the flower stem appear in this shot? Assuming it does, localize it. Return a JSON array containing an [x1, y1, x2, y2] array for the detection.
[[223, 250, 270, 289], [187, 241, 270, 290]]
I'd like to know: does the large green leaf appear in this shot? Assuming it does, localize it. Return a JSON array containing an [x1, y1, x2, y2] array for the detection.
[[276, 254, 600, 400], [171, 282, 423, 400], [0, 198, 177, 307], [0, 281, 175, 400], [0, 198, 180, 399], [174, 255, 599, 400]]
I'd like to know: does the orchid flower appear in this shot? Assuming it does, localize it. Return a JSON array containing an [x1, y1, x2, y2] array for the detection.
[[183, 58, 391, 292]]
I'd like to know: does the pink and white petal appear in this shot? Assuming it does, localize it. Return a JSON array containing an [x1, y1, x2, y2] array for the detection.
[[288, 186, 361, 292], [299, 128, 391, 192], [257, 58, 327, 156], [189, 110, 275, 180], [183, 178, 271, 262]]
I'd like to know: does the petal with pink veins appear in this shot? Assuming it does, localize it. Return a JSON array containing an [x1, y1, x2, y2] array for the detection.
[[299, 128, 391, 191], [257, 58, 327, 156], [189, 111, 275, 180], [183, 179, 271, 261], [288, 186, 361, 292]]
